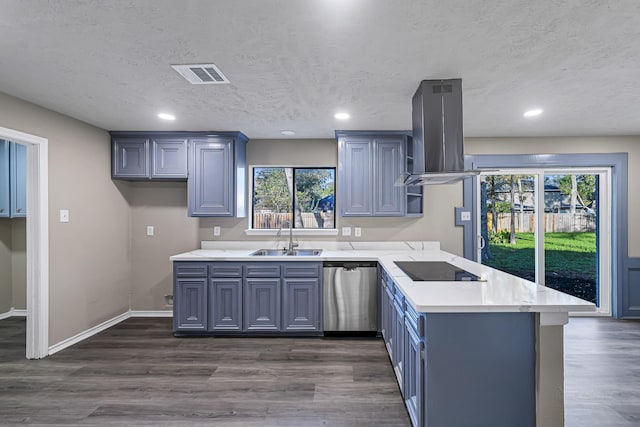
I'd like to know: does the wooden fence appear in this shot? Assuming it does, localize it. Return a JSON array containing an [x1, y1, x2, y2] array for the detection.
[[253, 212, 335, 229], [488, 212, 595, 233]]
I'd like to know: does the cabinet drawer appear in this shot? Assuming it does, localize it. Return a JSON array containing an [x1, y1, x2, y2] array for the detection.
[[405, 303, 425, 338], [282, 262, 321, 278], [175, 262, 208, 277], [210, 263, 243, 278], [244, 263, 281, 278]]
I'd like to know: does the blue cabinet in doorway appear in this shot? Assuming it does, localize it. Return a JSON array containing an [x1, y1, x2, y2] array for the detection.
[[0, 140, 27, 218]]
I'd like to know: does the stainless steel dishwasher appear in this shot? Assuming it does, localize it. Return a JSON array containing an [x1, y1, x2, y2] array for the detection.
[[323, 261, 378, 334]]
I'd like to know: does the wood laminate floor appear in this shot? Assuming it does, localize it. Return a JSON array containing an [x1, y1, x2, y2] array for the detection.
[[1, 317, 639, 426], [0, 317, 410, 426]]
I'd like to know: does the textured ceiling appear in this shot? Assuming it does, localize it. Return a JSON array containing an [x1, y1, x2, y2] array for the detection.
[[1, 0, 640, 139]]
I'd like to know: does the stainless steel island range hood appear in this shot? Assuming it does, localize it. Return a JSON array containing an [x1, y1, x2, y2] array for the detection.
[[400, 79, 480, 186]]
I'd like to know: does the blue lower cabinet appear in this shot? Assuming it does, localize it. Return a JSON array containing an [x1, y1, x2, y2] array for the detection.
[[282, 278, 320, 332], [244, 278, 281, 331], [393, 298, 405, 394], [209, 278, 242, 331], [404, 318, 424, 427], [174, 278, 208, 331]]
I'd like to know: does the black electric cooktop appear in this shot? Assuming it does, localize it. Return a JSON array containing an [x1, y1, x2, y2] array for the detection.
[[394, 261, 479, 282]]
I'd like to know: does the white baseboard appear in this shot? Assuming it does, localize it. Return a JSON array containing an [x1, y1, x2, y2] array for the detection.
[[48, 311, 130, 356], [0, 308, 28, 320], [130, 310, 173, 318]]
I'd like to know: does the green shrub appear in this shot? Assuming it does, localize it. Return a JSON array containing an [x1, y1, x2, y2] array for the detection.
[[489, 230, 511, 244]]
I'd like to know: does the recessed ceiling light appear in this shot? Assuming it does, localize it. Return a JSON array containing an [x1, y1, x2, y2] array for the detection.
[[281, 130, 296, 136], [334, 112, 350, 120], [157, 113, 176, 121], [523, 109, 543, 117]]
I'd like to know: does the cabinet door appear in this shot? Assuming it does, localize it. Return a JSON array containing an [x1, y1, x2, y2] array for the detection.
[[209, 278, 242, 331], [394, 298, 405, 394], [282, 278, 319, 332], [188, 138, 233, 216], [339, 138, 372, 216], [385, 285, 395, 357], [151, 138, 188, 179], [10, 142, 27, 217], [404, 320, 424, 427], [174, 278, 207, 331], [373, 139, 404, 216], [112, 137, 149, 179], [244, 278, 281, 331], [0, 140, 9, 218]]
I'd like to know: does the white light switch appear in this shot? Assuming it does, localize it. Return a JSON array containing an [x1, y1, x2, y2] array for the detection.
[[342, 227, 351, 236], [461, 211, 471, 221], [146, 226, 154, 236], [59, 209, 69, 223], [354, 227, 362, 237], [213, 226, 221, 236]]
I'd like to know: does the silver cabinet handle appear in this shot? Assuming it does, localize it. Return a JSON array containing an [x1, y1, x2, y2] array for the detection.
[[16, 208, 22, 212], [478, 235, 486, 249]]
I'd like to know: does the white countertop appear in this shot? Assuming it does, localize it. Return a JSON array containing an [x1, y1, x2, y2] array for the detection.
[[170, 241, 596, 315]]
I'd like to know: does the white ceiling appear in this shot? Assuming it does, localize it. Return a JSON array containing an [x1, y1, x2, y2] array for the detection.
[[1, 0, 640, 139]]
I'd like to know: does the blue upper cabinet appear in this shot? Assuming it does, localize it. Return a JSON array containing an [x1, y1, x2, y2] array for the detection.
[[0, 140, 10, 218], [336, 131, 406, 217], [10, 142, 27, 217], [0, 140, 27, 218], [111, 133, 188, 180], [188, 132, 248, 217], [151, 138, 188, 179], [112, 136, 149, 179]]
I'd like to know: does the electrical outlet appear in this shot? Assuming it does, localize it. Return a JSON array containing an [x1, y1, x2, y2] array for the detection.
[[342, 226, 351, 236], [146, 226, 154, 236], [354, 227, 362, 237], [213, 226, 221, 236], [461, 211, 471, 221], [59, 209, 69, 223]]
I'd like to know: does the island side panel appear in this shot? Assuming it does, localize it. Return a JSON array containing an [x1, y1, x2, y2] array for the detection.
[[536, 319, 566, 427], [426, 312, 536, 427]]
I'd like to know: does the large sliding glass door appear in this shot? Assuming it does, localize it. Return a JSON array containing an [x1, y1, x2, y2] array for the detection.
[[477, 168, 611, 315]]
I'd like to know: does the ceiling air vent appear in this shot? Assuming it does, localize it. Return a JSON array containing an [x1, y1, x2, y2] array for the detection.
[[171, 64, 230, 85]]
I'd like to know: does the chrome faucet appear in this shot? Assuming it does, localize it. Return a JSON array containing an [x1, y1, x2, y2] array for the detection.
[[280, 220, 298, 254]]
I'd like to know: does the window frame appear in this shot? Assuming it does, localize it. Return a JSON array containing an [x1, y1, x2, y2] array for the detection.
[[247, 165, 338, 235]]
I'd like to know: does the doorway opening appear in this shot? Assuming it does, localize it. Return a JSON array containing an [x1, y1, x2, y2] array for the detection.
[[0, 126, 49, 359]]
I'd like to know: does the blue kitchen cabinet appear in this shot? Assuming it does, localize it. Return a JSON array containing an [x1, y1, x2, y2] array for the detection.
[[188, 133, 248, 217], [336, 131, 406, 217], [393, 293, 405, 393], [174, 278, 208, 332], [173, 261, 322, 335], [374, 139, 405, 216], [112, 137, 149, 179], [0, 141, 28, 218], [379, 265, 536, 427], [151, 138, 188, 179], [282, 278, 320, 332], [244, 278, 281, 332], [112, 135, 188, 180], [404, 306, 425, 427], [338, 136, 372, 216], [209, 278, 243, 332], [10, 142, 27, 217], [0, 140, 10, 217]]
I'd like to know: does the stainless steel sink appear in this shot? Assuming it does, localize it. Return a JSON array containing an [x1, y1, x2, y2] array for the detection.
[[250, 248, 322, 256]]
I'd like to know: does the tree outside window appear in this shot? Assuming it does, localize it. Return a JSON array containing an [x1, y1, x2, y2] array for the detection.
[[252, 167, 335, 229]]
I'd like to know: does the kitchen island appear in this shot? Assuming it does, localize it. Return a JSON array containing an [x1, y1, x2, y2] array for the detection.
[[170, 241, 595, 427]]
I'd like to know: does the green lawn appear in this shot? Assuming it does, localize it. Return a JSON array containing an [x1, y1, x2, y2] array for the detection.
[[484, 232, 597, 281]]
